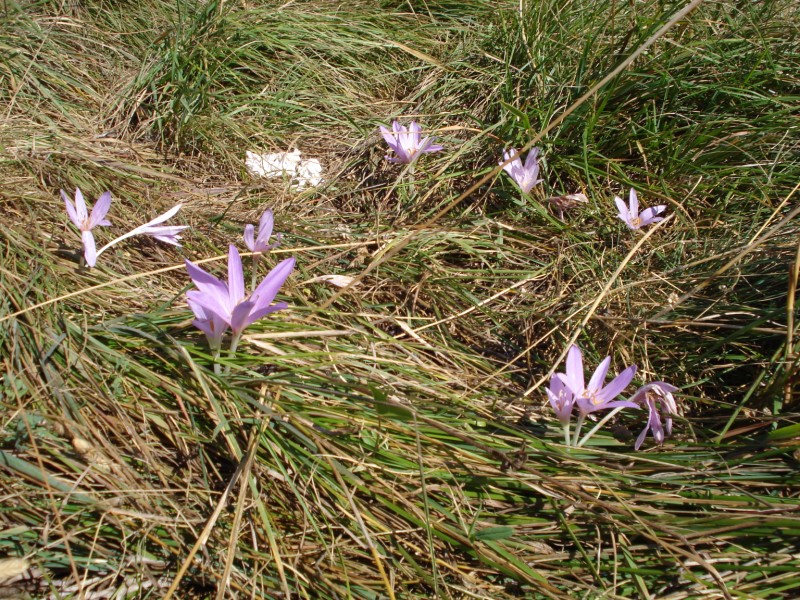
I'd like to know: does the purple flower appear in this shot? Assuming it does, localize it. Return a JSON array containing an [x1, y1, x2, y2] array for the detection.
[[135, 204, 189, 245], [93, 204, 189, 264], [629, 382, 679, 450], [556, 345, 638, 416], [547, 375, 575, 425], [500, 147, 543, 194], [379, 121, 443, 165], [614, 189, 666, 230], [185, 245, 294, 339], [62, 188, 112, 267], [244, 209, 280, 253]]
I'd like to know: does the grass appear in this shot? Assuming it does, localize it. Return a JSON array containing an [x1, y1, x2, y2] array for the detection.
[[1, 0, 799, 597]]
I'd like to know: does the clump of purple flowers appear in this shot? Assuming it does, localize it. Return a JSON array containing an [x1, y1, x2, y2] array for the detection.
[[547, 344, 679, 449], [184, 211, 295, 373]]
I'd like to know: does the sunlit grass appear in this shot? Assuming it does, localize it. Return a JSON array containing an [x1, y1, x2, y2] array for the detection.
[[1, 0, 799, 597]]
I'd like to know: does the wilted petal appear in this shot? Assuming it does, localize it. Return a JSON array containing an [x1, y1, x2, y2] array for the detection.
[[144, 204, 181, 227], [145, 225, 188, 245], [309, 274, 357, 288]]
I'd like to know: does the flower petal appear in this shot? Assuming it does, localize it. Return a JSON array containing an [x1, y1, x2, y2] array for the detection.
[[227, 245, 245, 306], [185, 259, 231, 317], [587, 356, 611, 394], [563, 345, 585, 396], [243, 224, 256, 252], [62, 190, 81, 229], [251, 257, 295, 309], [74, 188, 88, 223], [524, 147, 540, 171], [614, 196, 629, 222], [230, 300, 255, 335], [88, 192, 112, 228], [379, 125, 400, 151], [639, 206, 666, 226], [256, 210, 274, 249], [144, 204, 182, 227], [629, 188, 639, 217], [82, 230, 97, 267], [596, 364, 637, 403], [246, 300, 288, 325]]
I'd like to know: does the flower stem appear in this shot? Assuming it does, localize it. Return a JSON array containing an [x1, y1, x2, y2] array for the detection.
[[571, 414, 586, 447], [223, 332, 242, 376], [576, 407, 625, 448], [212, 347, 221, 376], [95, 226, 146, 259], [251, 254, 258, 291]]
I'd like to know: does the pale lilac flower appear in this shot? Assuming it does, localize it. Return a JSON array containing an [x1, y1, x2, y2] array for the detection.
[[185, 245, 294, 338], [500, 147, 543, 194], [547, 375, 575, 426], [556, 345, 638, 416], [244, 209, 280, 253], [93, 204, 189, 263], [135, 204, 190, 245], [629, 382, 679, 450], [614, 188, 666, 230], [62, 188, 112, 267], [379, 121, 443, 165]]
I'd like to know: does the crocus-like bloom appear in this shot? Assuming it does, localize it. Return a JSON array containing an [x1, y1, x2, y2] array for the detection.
[[185, 245, 295, 339], [93, 204, 189, 264], [547, 375, 575, 425], [62, 188, 112, 267], [244, 209, 280, 253], [614, 188, 666, 230], [135, 204, 190, 245], [629, 382, 679, 450], [556, 345, 638, 416], [500, 147, 543, 194], [379, 121, 443, 165]]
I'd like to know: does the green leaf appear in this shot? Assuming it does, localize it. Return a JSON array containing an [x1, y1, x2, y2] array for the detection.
[[473, 525, 515, 541]]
